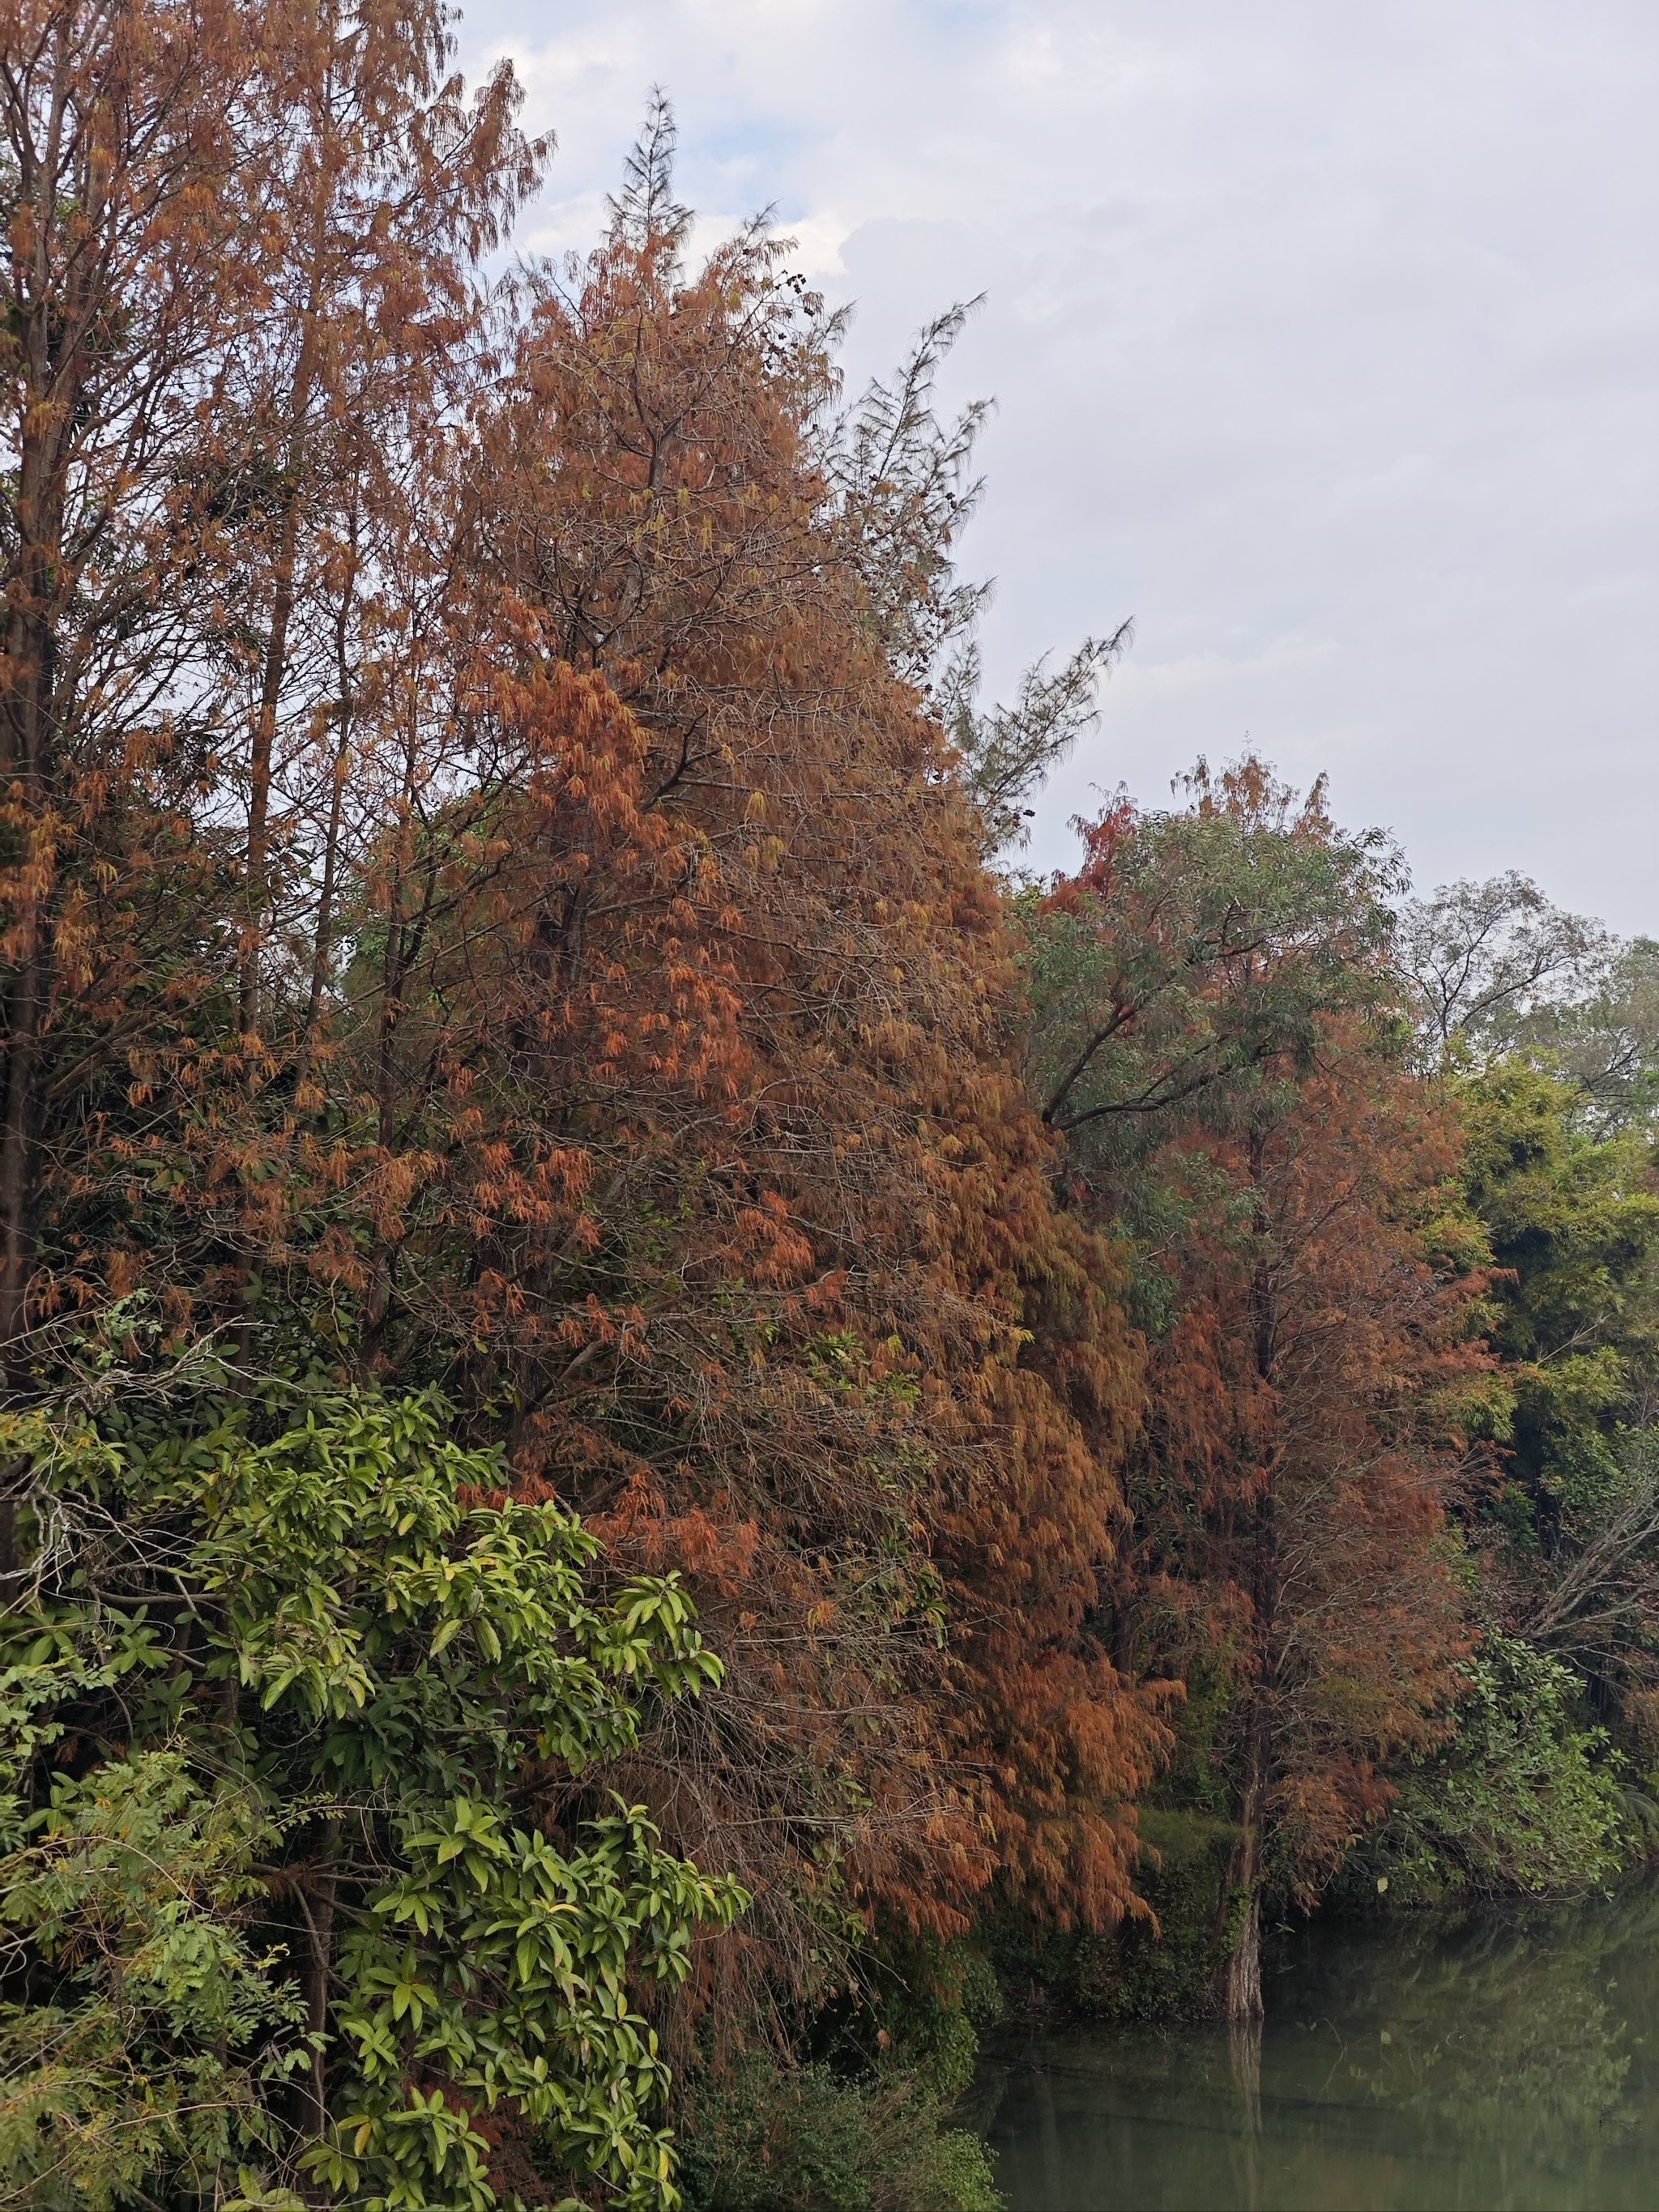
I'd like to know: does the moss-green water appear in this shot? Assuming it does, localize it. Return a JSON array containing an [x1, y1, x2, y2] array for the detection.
[[979, 1888, 1659, 2210]]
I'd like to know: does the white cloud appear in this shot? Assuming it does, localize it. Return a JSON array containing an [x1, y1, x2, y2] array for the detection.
[[458, 0, 1659, 928]]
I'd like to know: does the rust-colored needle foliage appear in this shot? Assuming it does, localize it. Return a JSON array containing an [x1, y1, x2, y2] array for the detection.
[[1028, 762, 1487, 2014], [352, 183, 1171, 1977], [3, 28, 1525, 2187], [2, 40, 1166, 2041]]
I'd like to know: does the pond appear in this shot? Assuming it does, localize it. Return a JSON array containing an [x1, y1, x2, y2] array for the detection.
[[978, 1890, 1659, 2210]]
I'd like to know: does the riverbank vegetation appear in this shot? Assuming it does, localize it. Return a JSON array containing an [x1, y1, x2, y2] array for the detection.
[[2, 8, 1657, 2205]]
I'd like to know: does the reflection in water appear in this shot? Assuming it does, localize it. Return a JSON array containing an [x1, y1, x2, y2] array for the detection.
[[980, 1890, 1659, 2210]]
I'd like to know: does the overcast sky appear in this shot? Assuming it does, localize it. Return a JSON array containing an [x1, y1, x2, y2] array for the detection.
[[459, 0, 1657, 930]]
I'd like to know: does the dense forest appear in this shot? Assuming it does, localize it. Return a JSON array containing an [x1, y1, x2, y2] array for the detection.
[[5, 7, 1659, 2206]]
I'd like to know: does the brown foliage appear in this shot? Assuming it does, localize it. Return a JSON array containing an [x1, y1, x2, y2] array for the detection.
[[4, 12, 1495, 2056], [2, 0, 544, 1341], [4, 56, 1166, 2025], [366, 208, 1169, 1971], [1122, 1036, 1478, 1888], [1043, 771, 1486, 2012]]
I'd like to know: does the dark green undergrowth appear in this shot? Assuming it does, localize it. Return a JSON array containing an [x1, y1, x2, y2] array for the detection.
[[1333, 1634, 1638, 1908], [677, 2052, 1000, 2212], [985, 1808, 1236, 2027], [677, 1946, 1004, 2212]]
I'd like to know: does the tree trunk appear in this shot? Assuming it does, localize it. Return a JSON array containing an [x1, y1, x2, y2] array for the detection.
[[1220, 1689, 1269, 2021], [1220, 1125, 1278, 2021], [1223, 1877, 1261, 2020], [240, 136, 335, 1040], [295, 1821, 339, 2200], [303, 514, 360, 1046], [0, 446, 64, 1370], [0, 945, 45, 1364]]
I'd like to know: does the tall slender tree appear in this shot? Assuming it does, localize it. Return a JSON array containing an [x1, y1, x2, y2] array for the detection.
[[0, 0, 267, 1361], [1026, 761, 1484, 2013]]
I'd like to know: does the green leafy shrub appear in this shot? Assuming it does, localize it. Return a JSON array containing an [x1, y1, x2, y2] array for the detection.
[[677, 1944, 1002, 2212], [676, 2051, 999, 2212], [0, 1754, 307, 2210], [1372, 1632, 1629, 1898], [0, 1374, 745, 2210]]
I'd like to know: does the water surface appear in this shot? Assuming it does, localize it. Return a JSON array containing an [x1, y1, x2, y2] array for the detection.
[[980, 1891, 1659, 2210]]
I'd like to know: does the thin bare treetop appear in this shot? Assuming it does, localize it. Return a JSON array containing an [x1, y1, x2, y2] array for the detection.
[[607, 84, 692, 254]]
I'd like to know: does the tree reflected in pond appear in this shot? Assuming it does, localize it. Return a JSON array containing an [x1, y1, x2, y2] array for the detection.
[[982, 1891, 1659, 2210]]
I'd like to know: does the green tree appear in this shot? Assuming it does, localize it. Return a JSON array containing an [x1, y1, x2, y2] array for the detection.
[[1371, 1632, 1628, 1899], [1021, 761, 1480, 2015], [1451, 1063, 1659, 1733], [1022, 760, 1404, 1285], [0, 1356, 744, 2209], [1457, 1063, 1659, 1543]]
